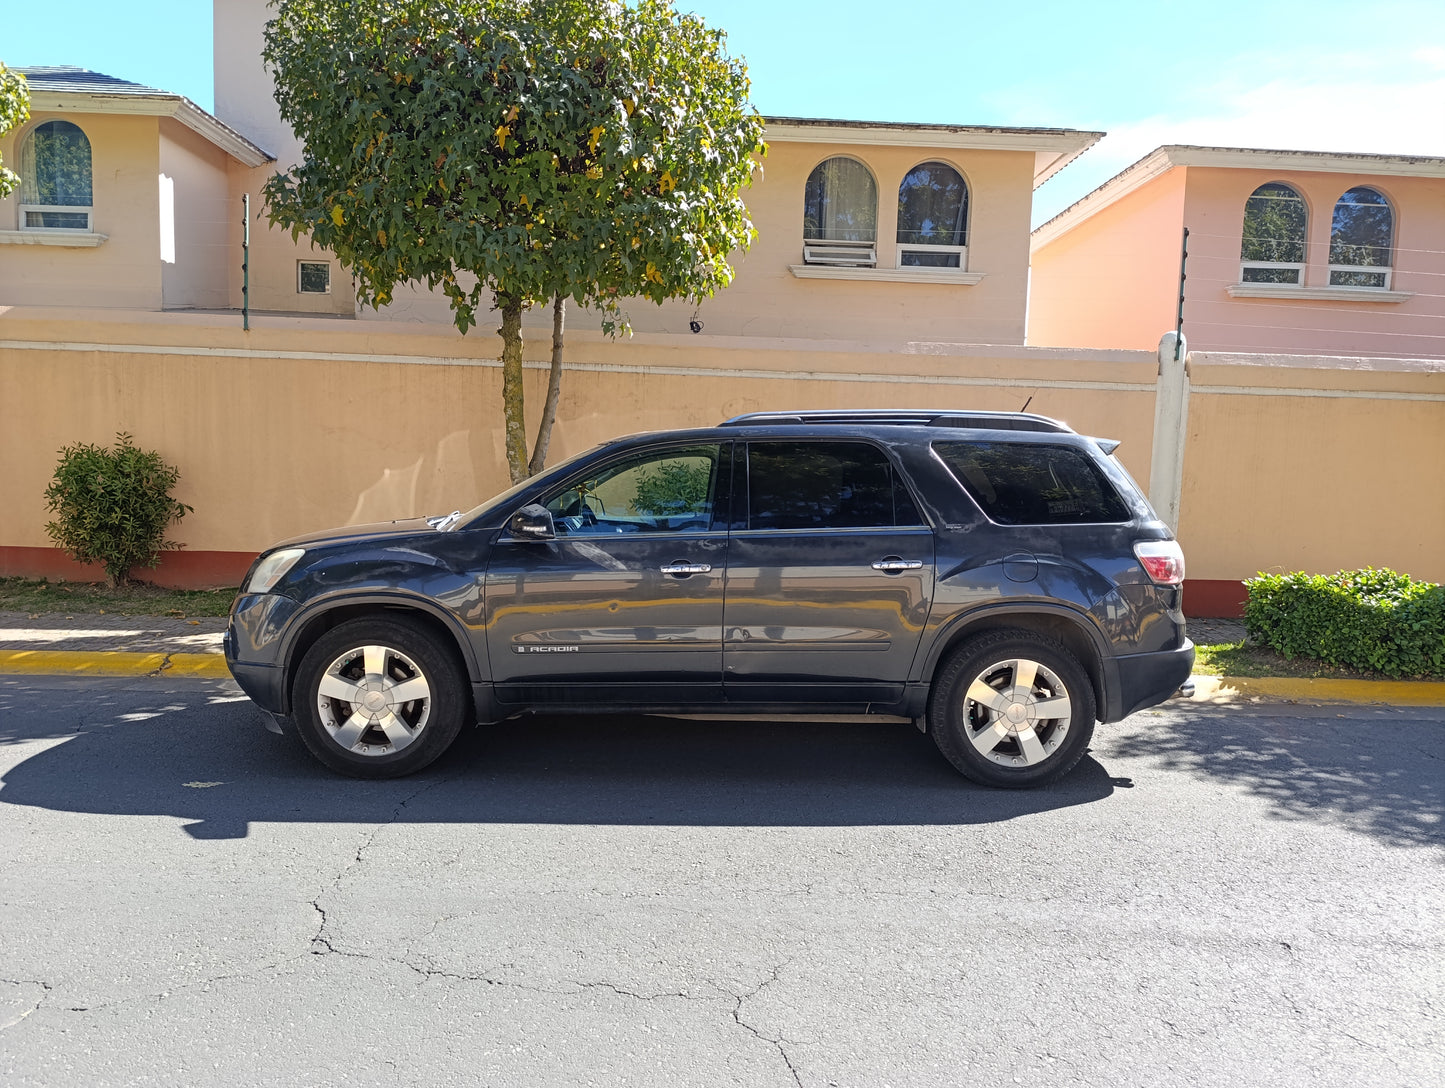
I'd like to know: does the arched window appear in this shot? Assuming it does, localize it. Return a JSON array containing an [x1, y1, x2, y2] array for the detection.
[[19, 120, 93, 231], [802, 157, 877, 267], [1329, 187, 1393, 289], [1240, 182, 1306, 284], [897, 161, 968, 268]]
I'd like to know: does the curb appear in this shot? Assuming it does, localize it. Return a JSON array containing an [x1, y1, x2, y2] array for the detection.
[[1184, 674, 1445, 708], [0, 650, 231, 679], [2, 654, 1442, 708]]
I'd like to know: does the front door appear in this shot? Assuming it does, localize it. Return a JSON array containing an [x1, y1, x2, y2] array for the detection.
[[723, 439, 935, 706], [485, 442, 729, 707]]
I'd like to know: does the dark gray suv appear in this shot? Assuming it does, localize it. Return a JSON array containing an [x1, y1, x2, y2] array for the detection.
[[225, 410, 1194, 787]]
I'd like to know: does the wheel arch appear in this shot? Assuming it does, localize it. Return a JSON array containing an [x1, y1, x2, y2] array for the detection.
[[278, 594, 481, 716], [920, 604, 1109, 719]]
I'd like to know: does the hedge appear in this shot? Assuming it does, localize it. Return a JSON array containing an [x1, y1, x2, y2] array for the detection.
[[1243, 568, 1445, 679]]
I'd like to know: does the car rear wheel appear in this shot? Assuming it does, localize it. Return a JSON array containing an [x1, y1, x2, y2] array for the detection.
[[928, 631, 1096, 788], [293, 617, 467, 778]]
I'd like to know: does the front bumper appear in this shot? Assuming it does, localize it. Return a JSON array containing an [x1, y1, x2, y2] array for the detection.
[[224, 593, 300, 718], [1102, 640, 1195, 722]]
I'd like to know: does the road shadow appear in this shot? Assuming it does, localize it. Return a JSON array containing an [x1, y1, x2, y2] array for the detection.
[[0, 678, 1125, 839], [1111, 704, 1444, 854]]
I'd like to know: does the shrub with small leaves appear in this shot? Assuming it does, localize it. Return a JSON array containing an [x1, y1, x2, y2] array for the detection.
[[1244, 568, 1445, 678], [43, 433, 193, 587]]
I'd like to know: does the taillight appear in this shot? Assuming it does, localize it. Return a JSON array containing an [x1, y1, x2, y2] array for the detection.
[[1134, 540, 1186, 586]]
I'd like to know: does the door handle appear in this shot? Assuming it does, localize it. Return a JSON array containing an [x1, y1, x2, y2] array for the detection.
[[872, 556, 923, 573], [660, 562, 713, 576]]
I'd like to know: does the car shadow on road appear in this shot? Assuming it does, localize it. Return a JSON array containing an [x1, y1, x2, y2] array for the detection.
[[0, 679, 1126, 839], [1111, 705, 1445, 854]]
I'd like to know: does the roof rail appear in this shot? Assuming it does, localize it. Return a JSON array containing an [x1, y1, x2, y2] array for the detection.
[[718, 409, 1075, 434]]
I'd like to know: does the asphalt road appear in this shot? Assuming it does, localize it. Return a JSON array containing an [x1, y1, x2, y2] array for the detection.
[[1, 676, 1440, 1088]]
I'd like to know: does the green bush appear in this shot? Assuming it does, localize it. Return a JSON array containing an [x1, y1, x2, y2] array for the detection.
[[1244, 568, 1445, 679], [43, 433, 193, 587]]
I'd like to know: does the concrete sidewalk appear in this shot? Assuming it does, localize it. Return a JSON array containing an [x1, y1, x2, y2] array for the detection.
[[0, 609, 229, 678], [1, 611, 1442, 706]]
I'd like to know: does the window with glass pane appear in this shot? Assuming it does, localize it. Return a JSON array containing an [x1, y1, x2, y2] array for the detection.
[[747, 441, 920, 531], [543, 445, 721, 534], [803, 158, 877, 243], [19, 121, 93, 230], [1240, 182, 1306, 284], [934, 442, 1129, 525], [897, 162, 968, 268], [298, 262, 331, 293], [1329, 187, 1393, 288]]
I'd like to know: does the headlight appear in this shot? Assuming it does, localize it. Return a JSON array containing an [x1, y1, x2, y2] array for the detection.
[[246, 548, 306, 594]]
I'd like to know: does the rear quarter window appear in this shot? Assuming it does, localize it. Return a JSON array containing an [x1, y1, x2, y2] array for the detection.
[[933, 441, 1131, 524]]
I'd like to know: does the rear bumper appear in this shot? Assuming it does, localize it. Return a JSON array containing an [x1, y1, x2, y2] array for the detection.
[[1102, 640, 1195, 722]]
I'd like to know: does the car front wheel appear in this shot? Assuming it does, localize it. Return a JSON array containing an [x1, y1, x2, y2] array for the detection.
[[928, 631, 1096, 788], [292, 617, 467, 778]]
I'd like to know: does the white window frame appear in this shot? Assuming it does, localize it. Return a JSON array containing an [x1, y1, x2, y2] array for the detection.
[[297, 260, 332, 294], [803, 239, 877, 268], [1327, 265, 1392, 290], [20, 203, 94, 232], [896, 243, 967, 270], [1238, 260, 1303, 286]]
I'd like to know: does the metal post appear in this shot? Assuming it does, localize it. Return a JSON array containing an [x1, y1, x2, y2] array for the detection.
[[1150, 331, 1190, 532], [1174, 227, 1189, 360], [242, 193, 251, 332]]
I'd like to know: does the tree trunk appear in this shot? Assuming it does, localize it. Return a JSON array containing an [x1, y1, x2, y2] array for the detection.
[[528, 294, 566, 477], [497, 292, 529, 484]]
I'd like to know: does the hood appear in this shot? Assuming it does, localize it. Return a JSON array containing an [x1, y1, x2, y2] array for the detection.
[[270, 518, 439, 551]]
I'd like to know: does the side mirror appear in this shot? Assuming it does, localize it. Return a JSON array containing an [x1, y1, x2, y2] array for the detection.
[[510, 503, 556, 541]]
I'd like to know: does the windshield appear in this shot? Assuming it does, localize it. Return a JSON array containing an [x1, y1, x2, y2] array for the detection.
[[450, 442, 608, 529]]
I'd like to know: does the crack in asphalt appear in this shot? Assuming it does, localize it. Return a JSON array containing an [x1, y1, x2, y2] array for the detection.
[[0, 979, 52, 1031], [729, 963, 803, 1088], [309, 775, 456, 957]]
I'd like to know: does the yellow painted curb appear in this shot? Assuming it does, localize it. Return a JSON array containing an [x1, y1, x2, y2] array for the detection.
[[1189, 675, 1445, 707], [0, 650, 230, 678]]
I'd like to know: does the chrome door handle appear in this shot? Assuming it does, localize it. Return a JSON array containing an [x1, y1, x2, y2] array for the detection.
[[660, 562, 713, 575], [872, 557, 923, 572]]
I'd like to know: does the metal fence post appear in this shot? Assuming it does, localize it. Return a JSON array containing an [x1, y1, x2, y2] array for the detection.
[[1150, 330, 1190, 532]]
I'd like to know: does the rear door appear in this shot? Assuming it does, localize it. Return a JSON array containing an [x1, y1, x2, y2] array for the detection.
[[722, 439, 934, 706]]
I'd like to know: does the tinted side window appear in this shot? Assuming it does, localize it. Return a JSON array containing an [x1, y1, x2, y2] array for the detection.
[[934, 442, 1130, 524], [542, 444, 722, 534], [747, 441, 921, 530]]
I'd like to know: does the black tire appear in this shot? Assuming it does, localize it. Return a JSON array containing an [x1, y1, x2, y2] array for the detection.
[[292, 616, 468, 778], [927, 630, 1097, 788]]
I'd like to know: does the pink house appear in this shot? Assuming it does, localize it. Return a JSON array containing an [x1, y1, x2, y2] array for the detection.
[[1028, 145, 1445, 358]]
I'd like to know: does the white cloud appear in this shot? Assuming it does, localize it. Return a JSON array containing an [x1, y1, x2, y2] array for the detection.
[[1036, 72, 1445, 225]]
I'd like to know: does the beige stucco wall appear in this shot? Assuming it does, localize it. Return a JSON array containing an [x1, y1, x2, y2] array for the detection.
[[159, 118, 232, 310], [0, 112, 164, 309], [0, 308, 1151, 555], [1180, 352, 1445, 581], [1178, 167, 1445, 359], [1028, 167, 1187, 350], [3, 308, 1441, 592]]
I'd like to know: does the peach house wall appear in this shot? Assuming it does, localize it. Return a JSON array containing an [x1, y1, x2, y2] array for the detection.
[[158, 118, 232, 310], [1178, 167, 1445, 359], [1027, 167, 1186, 350], [0, 112, 164, 309], [362, 141, 1038, 343]]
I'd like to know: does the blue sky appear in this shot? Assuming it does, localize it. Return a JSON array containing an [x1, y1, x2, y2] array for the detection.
[[5, 0, 1443, 223]]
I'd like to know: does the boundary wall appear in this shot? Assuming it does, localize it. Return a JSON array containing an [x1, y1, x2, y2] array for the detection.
[[1, 308, 1440, 615]]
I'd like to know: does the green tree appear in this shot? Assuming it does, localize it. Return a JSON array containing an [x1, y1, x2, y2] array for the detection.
[[263, 0, 764, 482], [0, 63, 30, 199]]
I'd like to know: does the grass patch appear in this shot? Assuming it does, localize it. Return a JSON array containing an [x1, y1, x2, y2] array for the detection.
[[1194, 639, 1408, 682], [0, 577, 236, 618]]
